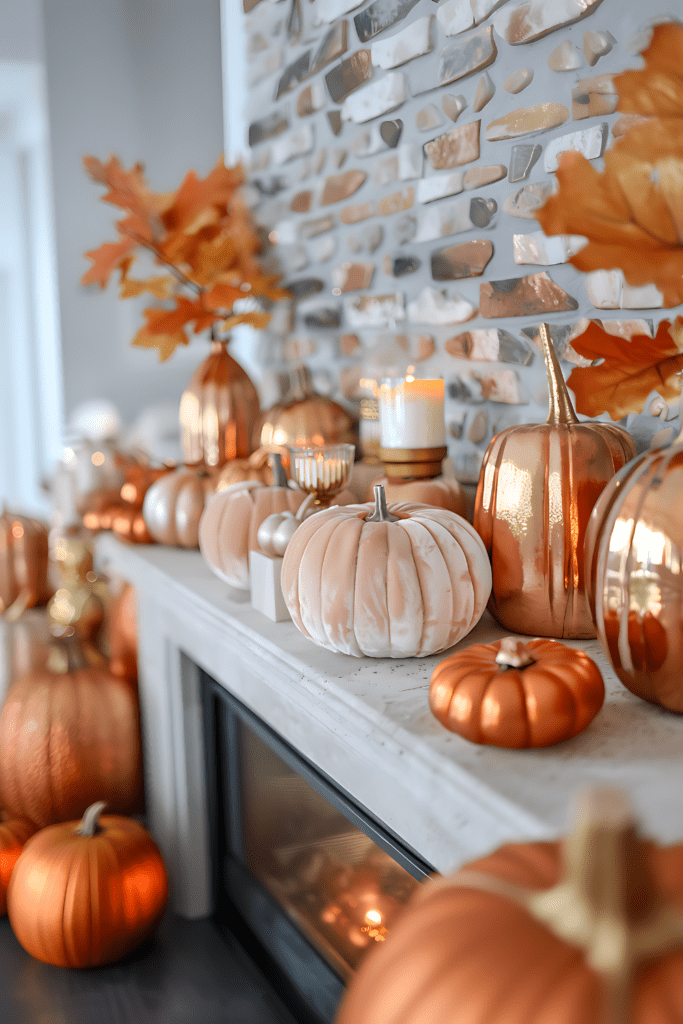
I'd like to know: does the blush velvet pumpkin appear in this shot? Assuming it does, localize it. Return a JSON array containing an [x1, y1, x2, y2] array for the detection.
[[281, 485, 491, 658]]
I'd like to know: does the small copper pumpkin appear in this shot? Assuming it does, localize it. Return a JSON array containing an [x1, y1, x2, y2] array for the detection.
[[473, 324, 636, 639], [585, 420, 683, 711], [430, 636, 605, 748], [214, 446, 291, 492], [0, 510, 51, 619]]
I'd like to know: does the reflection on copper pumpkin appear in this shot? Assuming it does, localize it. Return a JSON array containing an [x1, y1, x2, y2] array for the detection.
[[214, 445, 290, 492], [107, 582, 138, 682], [255, 366, 357, 451], [585, 422, 683, 712], [179, 339, 261, 468], [336, 788, 683, 1024], [111, 506, 156, 545], [0, 511, 51, 619], [473, 325, 636, 640]]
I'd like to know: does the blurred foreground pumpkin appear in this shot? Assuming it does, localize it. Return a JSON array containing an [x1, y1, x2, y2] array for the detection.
[[7, 801, 168, 967], [336, 788, 683, 1024], [107, 582, 138, 682], [0, 510, 51, 619], [214, 445, 290, 491], [0, 812, 36, 916]]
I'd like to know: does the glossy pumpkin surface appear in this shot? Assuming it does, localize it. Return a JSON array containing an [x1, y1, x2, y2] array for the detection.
[[473, 326, 635, 640], [0, 649, 143, 829], [585, 430, 683, 711], [281, 491, 491, 658], [429, 637, 605, 747], [0, 812, 36, 916], [7, 802, 168, 967], [0, 511, 51, 617]]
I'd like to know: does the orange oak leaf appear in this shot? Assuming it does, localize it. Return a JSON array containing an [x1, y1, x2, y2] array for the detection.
[[81, 238, 136, 288], [131, 324, 188, 363], [536, 121, 683, 307], [143, 296, 208, 334], [204, 282, 245, 311], [220, 311, 272, 331], [614, 23, 683, 119], [566, 319, 683, 420], [119, 261, 174, 300], [83, 155, 158, 225], [161, 158, 244, 234]]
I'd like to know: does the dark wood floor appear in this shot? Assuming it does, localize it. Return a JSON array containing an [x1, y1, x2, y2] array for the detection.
[[0, 910, 297, 1024]]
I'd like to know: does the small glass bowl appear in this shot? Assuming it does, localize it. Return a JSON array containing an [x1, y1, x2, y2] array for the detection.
[[289, 444, 355, 507]]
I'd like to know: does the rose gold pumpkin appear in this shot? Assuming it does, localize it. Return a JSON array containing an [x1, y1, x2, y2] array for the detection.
[[0, 511, 51, 617], [256, 365, 357, 450], [585, 422, 683, 711], [473, 325, 636, 639], [179, 339, 261, 468], [111, 505, 156, 544], [214, 445, 290, 492], [142, 466, 216, 548], [336, 788, 683, 1024], [366, 474, 467, 517], [199, 480, 306, 590], [281, 486, 491, 658]]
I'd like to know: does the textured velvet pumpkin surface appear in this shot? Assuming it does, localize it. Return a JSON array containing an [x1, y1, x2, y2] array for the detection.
[[281, 501, 491, 658], [336, 836, 683, 1024]]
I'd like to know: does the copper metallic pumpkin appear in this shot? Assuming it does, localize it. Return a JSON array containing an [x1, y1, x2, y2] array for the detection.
[[281, 485, 491, 658], [256, 365, 357, 451], [199, 479, 306, 590], [111, 505, 156, 544], [0, 510, 51, 618], [142, 465, 216, 548], [585, 422, 683, 712], [0, 811, 36, 916], [429, 636, 605, 748], [214, 445, 290, 491], [107, 582, 138, 682], [473, 325, 636, 640], [7, 801, 168, 967], [336, 788, 683, 1024], [0, 631, 143, 829], [179, 339, 261, 468]]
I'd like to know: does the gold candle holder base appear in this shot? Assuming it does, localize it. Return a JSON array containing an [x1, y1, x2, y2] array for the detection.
[[379, 446, 448, 479]]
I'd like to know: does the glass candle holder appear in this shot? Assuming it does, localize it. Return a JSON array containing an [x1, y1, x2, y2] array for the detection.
[[290, 443, 355, 510]]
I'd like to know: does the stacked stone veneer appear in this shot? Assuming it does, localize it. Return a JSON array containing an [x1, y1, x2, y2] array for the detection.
[[242, 0, 682, 481]]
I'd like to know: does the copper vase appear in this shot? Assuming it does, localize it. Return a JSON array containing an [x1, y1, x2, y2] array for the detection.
[[179, 339, 261, 468], [585, 420, 683, 711], [255, 365, 357, 451], [473, 324, 636, 639]]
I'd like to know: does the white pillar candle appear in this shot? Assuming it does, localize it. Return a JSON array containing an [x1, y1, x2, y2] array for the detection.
[[378, 377, 445, 448]]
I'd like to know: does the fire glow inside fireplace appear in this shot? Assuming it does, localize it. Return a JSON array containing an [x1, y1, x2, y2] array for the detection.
[[201, 671, 434, 1024]]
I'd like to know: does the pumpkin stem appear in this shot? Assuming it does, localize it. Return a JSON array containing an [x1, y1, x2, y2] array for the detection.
[[270, 452, 288, 488], [540, 323, 579, 427], [495, 638, 535, 669], [365, 484, 400, 523], [76, 801, 107, 837]]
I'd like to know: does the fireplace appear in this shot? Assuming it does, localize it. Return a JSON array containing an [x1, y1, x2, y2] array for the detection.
[[201, 671, 433, 1024]]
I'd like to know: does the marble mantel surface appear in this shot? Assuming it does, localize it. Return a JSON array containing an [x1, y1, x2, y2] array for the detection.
[[96, 534, 683, 919]]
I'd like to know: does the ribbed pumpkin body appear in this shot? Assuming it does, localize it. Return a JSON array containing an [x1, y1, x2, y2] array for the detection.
[[0, 512, 51, 616], [473, 327, 635, 640], [142, 466, 216, 547], [179, 340, 260, 468], [336, 835, 683, 1024], [199, 481, 306, 590], [0, 813, 36, 915], [585, 434, 683, 711], [0, 665, 143, 829], [281, 500, 491, 658], [7, 810, 168, 967]]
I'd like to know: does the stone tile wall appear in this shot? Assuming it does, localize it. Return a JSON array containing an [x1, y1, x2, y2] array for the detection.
[[242, 0, 682, 480]]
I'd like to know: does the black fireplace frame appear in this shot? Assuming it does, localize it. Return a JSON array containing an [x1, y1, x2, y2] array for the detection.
[[201, 671, 434, 1024]]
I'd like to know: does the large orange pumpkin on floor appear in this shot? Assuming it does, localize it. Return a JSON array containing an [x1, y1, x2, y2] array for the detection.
[[0, 629, 143, 829], [7, 801, 168, 967], [473, 324, 636, 639], [429, 637, 605, 748], [281, 485, 491, 658], [0, 811, 36, 916], [336, 788, 683, 1024]]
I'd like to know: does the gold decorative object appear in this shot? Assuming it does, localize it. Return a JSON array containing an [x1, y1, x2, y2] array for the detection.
[[256, 365, 357, 451], [336, 787, 683, 1024], [289, 443, 356, 512], [585, 415, 683, 711], [179, 337, 261, 468], [473, 324, 637, 639], [47, 537, 104, 643], [0, 510, 51, 621]]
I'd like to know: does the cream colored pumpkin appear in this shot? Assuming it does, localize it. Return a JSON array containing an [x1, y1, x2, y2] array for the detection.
[[142, 466, 216, 548], [281, 487, 492, 658], [199, 481, 307, 590]]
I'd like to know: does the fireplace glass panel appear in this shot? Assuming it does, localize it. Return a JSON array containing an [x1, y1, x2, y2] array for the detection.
[[239, 720, 420, 979]]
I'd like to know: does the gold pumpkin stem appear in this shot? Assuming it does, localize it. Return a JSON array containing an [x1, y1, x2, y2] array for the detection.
[[76, 801, 107, 837], [540, 323, 579, 427], [366, 484, 400, 523]]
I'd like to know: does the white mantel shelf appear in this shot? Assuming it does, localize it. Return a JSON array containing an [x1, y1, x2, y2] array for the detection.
[[96, 534, 683, 920]]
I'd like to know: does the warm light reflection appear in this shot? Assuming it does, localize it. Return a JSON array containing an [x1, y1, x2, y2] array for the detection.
[[365, 909, 382, 925], [632, 520, 667, 565], [494, 462, 533, 540], [91, 452, 105, 466], [11, 522, 24, 539]]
